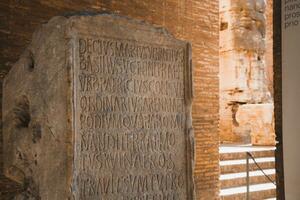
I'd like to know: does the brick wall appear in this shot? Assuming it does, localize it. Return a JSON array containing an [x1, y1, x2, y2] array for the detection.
[[266, 0, 274, 97], [0, 1, 220, 199]]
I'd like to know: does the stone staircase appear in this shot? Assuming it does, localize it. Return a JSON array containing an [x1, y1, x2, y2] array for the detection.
[[219, 145, 276, 200]]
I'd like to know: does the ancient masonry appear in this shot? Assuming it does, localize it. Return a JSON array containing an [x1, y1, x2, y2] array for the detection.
[[0, 1, 220, 199], [2, 15, 195, 199], [219, 0, 275, 145]]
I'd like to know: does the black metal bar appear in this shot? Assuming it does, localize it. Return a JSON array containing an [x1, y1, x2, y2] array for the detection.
[[246, 152, 250, 200]]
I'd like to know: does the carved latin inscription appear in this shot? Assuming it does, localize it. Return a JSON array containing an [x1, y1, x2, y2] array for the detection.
[[75, 37, 187, 199]]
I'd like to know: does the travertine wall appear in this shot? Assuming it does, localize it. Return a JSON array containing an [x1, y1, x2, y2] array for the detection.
[[219, 0, 275, 145], [0, 1, 220, 199]]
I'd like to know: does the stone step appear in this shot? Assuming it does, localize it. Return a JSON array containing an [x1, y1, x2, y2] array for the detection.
[[220, 169, 276, 188], [220, 150, 275, 161], [219, 146, 276, 199], [220, 183, 276, 200], [220, 157, 275, 174]]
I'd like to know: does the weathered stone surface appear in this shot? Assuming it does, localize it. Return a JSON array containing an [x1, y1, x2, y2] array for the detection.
[[3, 17, 71, 199], [219, 0, 275, 145], [236, 104, 275, 146], [2, 15, 194, 199], [0, 1, 220, 199], [220, 0, 266, 51]]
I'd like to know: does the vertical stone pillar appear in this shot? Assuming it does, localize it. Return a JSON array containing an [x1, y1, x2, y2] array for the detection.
[[219, 0, 275, 145]]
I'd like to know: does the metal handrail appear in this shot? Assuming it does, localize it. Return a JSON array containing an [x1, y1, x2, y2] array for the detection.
[[247, 152, 277, 185], [245, 152, 276, 200]]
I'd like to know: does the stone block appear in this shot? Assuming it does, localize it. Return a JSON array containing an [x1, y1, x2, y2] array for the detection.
[[220, 0, 265, 12], [220, 28, 265, 52], [220, 0, 256, 12], [220, 50, 249, 91], [2, 15, 194, 199], [219, 102, 244, 144], [220, 50, 269, 99], [236, 103, 276, 145]]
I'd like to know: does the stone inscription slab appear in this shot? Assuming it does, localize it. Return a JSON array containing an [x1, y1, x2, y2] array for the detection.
[[71, 16, 193, 200], [2, 15, 193, 200]]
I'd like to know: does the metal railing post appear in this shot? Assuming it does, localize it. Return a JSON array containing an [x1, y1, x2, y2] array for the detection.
[[246, 152, 250, 200]]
